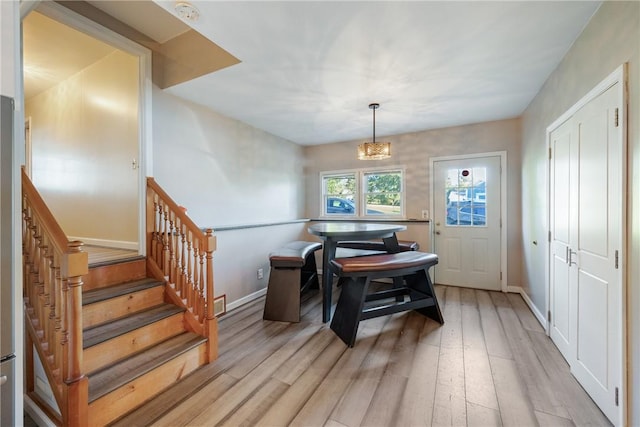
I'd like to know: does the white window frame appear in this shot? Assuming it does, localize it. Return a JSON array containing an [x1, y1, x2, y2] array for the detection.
[[320, 166, 406, 219]]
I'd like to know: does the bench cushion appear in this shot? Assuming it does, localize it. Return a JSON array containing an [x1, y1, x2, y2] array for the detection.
[[330, 251, 438, 274], [337, 239, 418, 252], [270, 241, 322, 268]]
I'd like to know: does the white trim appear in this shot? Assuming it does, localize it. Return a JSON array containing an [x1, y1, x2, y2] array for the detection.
[[24, 395, 56, 427], [545, 64, 627, 425], [226, 288, 267, 312], [509, 286, 548, 329], [35, 2, 153, 257], [67, 236, 138, 251], [429, 151, 508, 292]]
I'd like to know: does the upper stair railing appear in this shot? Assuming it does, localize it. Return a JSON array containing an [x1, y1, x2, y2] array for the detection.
[[21, 168, 89, 425], [146, 177, 218, 362]]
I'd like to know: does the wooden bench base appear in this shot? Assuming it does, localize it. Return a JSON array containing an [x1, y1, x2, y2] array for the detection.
[[329, 252, 443, 347], [263, 241, 322, 322]]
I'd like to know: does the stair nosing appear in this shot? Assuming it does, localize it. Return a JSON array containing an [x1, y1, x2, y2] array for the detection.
[[87, 332, 206, 403], [83, 303, 185, 349], [83, 277, 164, 306]]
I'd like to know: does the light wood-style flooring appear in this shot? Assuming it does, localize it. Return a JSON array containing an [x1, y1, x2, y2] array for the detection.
[[113, 284, 611, 427]]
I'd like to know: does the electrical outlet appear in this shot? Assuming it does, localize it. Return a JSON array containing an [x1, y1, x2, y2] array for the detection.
[[257, 268, 264, 280], [422, 210, 429, 219]]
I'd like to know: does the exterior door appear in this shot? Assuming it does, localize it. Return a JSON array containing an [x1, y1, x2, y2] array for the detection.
[[432, 154, 502, 290], [548, 81, 623, 425]]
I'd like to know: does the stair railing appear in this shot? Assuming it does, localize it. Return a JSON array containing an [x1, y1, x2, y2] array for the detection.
[[21, 168, 89, 426], [146, 177, 218, 362]]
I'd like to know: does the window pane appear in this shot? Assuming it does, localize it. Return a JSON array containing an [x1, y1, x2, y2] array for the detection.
[[323, 174, 356, 216], [364, 171, 402, 216], [445, 167, 486, 226]]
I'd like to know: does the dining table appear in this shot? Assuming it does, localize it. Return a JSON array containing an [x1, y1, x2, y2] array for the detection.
[[307, 222, 407, 322]]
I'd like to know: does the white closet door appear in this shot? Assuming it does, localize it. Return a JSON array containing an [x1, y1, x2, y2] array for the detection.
[[549, 118, 575, 361], [549, 80, 623, 426]]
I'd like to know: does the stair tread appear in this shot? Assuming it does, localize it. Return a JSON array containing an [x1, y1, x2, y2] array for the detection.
[[83, 277, 164, 306], [88, 332, 206, 403], [83, 303, 185, 349]]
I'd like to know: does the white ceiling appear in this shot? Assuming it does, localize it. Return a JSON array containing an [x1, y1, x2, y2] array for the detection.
[[150, 1, 601, 146], [24, 1, 602, 146]]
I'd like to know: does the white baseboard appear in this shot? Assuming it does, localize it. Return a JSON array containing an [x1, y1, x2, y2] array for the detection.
[[24, 395, 57, 427], [226, 287, 267, 312], [67, 236, 138, 251], [508, 285, 548, 331]]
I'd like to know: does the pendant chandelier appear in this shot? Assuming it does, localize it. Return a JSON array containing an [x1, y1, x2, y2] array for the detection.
[[358, 103, 391, 160]]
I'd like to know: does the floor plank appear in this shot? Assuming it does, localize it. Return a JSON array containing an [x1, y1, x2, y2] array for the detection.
[[489, 355, 538, 426], [130, 285, 612, 427], [329, 313, 407, 426], [461, 290, 499, 410], [497, 305, 571, 418], [506, 292, 545, 333], [432, 286, 467, 426]]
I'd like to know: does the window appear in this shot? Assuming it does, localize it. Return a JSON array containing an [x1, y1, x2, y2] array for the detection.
[[445, 167, 486, 226], [321, 168, 404, 217], [322, 173, 357, 216]]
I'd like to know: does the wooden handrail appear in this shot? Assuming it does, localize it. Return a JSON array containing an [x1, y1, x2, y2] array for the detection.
[[21, 168, 89, 425], [146, 177, 218, 362]]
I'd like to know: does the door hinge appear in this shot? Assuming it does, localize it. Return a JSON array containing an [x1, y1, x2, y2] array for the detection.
[[500, 271, 502, 281], [547, 310, 551, 323], [615, 108, 619, 127], [549, 147, 552, 159], [548, 230, 551, 242], [615, 387, 619, 406], [615, 250, 619, 269]]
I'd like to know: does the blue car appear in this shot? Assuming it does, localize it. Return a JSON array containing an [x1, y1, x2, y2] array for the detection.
[[326, 197, 383, 215]]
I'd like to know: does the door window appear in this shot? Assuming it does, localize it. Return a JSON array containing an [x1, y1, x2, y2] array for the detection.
[[445, 167, 487, 226]]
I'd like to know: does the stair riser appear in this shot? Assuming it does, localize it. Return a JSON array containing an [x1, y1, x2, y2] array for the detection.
[[83, 286, 165, 329], [83, 259, 147, 291], [88, 343, 207, 426], [84, 313, 186, 374]]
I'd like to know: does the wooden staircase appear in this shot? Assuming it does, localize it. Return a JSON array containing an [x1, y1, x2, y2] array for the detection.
[[22, 170, 218, 426], [79, 257, 206, 426]]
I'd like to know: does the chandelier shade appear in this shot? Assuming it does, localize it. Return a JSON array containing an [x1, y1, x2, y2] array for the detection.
[[358, 103, 391, 160]]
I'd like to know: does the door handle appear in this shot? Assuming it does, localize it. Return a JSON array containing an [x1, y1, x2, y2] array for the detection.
[[568, 249, 577, 266], [435, 231, 440, 235], [0, 375, 7, 386]]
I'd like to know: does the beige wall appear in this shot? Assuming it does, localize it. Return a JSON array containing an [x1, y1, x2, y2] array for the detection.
[[151, 89, 308, 305], [304, 118, 523, 287], [520, 1, 640, 423], [25, 49, 139, 246]]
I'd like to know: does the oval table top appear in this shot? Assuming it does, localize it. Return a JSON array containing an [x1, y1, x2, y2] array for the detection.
[[308, 222, 406, 240]]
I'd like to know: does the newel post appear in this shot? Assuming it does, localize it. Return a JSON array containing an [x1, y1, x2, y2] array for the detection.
[[204, 229, 218, 362], [62, 241, 88, 426]]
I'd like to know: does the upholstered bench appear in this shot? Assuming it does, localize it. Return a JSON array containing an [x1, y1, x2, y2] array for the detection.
[[263, 241, 322, 322], [337, 239, 419, 253], [329, 251, 443, 347]]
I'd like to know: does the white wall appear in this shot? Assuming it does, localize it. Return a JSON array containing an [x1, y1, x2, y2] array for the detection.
[[304, 118, 523, 287], [520, 1, 639, 423], [152, 89, 308, 305], [25, 50, 140, 246]]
